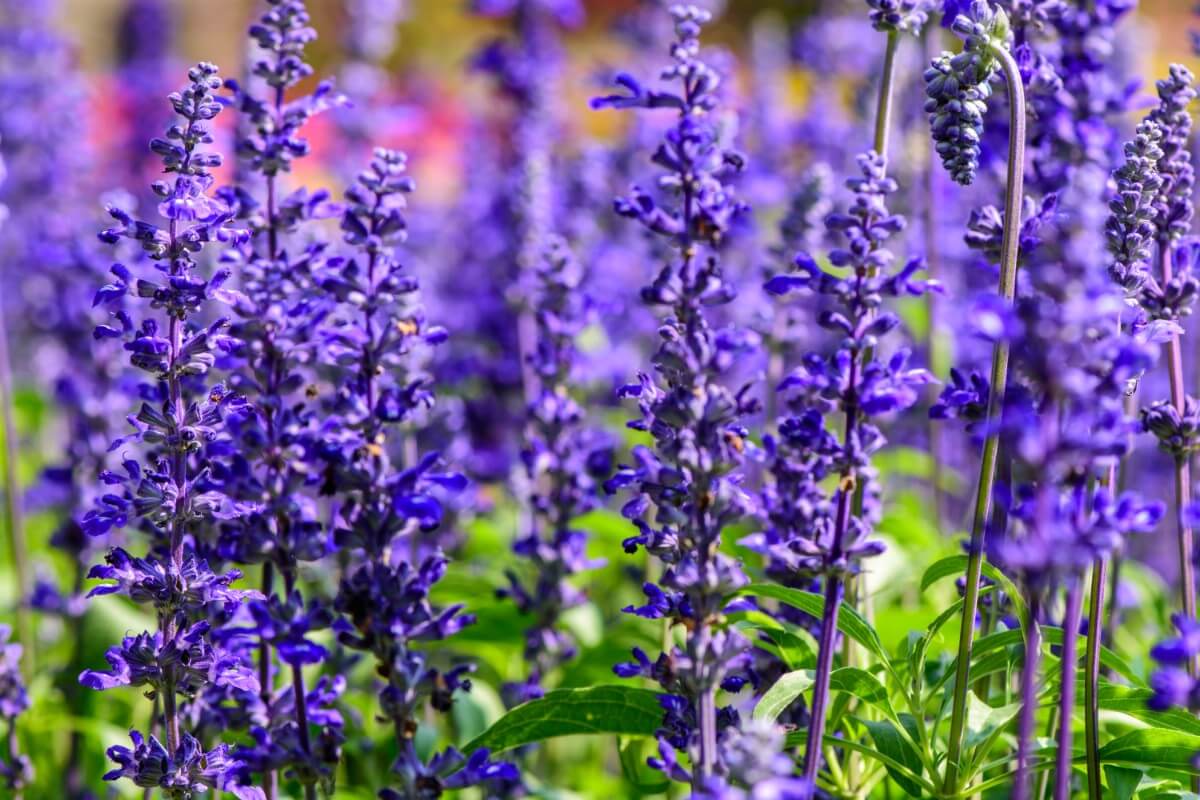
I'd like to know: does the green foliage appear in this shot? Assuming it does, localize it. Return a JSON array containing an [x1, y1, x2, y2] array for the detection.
[[464, 686, 664, 755]]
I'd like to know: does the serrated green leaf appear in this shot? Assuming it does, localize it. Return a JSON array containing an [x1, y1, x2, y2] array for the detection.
[[753, 670, 814, 723], [464, 686, 664, 754]]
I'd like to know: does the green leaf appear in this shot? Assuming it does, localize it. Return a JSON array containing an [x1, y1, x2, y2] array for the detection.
[[1039, 627, 1142, 686], [829, 667, 893, 718], [1104, 765, 1143, 800], [736, 584, 890, 666], [861, 717, 926, 797], [936, 626, 1141, 688], [910, 584, 1001, 680], [753, 670, 814, 723], [919, 555, 1027, 620], [1096, 685, 1200, 735], [728, 609, 816, 670], [784, 728, 935, 795], [920, 555, 966, 592], [463, 686, 664, 755], [963, 691, 1021, 751], [1098, 729, 1200, 772]]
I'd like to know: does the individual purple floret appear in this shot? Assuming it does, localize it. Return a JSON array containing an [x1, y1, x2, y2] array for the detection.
[[594, 4, 763, 791], [691, 719, 813, 799], [1150, 613, 1200, 711], [103, 730, 262, 800]]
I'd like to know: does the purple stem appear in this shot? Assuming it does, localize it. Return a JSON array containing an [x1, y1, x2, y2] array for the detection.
[[255, 80, 287, 800], [1055, 582, 1084, 800], [1084, 557, 1106, 799], [162, 208, 185, 754], [1014, 594, 1043, 800], [282, 567, 317, 800], [1161, 244, 1198, 661], [258, 561, 277, 800], [803, 570, 845, 784]]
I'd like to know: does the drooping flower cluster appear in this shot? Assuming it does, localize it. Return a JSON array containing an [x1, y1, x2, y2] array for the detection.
[[594, 5, 763, 791], [80, 61, 265, 800], [320, 148, 518, 796], [1107, 121, 1165, 296], [924, 1, 1012, 185]]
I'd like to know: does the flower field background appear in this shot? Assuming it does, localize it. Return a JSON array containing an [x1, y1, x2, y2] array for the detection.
[[3, 0, 1200, 798]]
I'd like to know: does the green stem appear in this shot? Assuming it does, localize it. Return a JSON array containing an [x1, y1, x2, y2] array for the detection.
[[1084, 558, 1106, 799], [941, 45, 1026, 796], [923, 19, 946, 537], [0, 303, 31, 676], [874, 30, 900, 160]]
